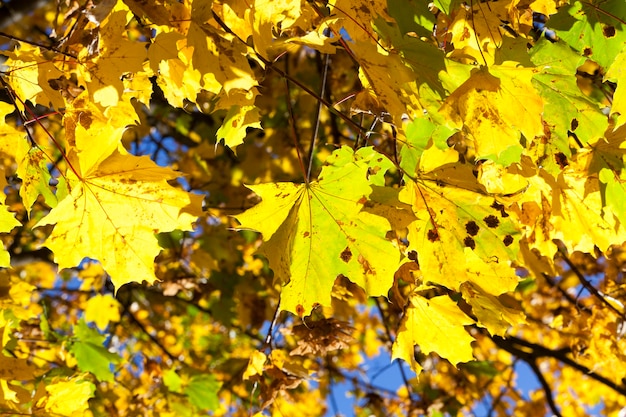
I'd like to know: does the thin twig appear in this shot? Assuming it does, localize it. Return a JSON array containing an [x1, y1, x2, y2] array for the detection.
[[557, 248, 625, 319], [283, 55, 308, 182], [541, 272, 592, 314], [118, 295, 180, 364], [374, 297, 413, 399], [306, 44, 330, 182], [264, 300, 282, 349], [527, 359, 563, 417], [210, 10, 366, 138]]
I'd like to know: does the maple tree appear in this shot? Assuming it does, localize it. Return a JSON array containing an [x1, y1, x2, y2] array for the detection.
[[0, 0, 625, 415]]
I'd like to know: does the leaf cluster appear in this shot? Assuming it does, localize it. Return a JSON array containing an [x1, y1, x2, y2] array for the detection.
[[0, 0, 624, 416]]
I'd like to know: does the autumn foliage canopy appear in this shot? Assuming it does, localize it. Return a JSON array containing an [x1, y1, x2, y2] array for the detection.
[[0, 0, 625, 415]]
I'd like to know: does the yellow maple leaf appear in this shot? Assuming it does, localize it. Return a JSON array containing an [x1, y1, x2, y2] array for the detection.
[[42, 378, 95, 416], [85, 294, 121, 330], [460, 282, 525, 336], [399, 178, 520, 296], [440, 65, 544, 164], [248, 0, 304, 59], [36, 151, 202, 289], [392, 294, 476, 373], [0, 102, 21, 161], [243, 350, 267, 380], [80, 2, 149, 108], [3, 44, 66, 111], [0, 173, 20, 268]]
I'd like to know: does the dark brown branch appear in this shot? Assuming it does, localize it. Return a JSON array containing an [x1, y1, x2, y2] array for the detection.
[[491, 334, 626, 397], [527, 359, 563, 417]]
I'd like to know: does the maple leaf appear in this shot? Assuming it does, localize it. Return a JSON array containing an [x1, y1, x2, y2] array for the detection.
[[81, 3, 148, 108], [2, 44, 66, 111], [399, 170, 521, 296], [460, 282, 525, 336], [235, 147, 400, 315], [216, 104, 262, 149], [84, 294, 121, 330], [36, 150, 202, 289], [70, 319, 121, 382], [514, 165, 623, 255], [350, 18, 446, 121], [530, 40, 608, 159], [0, 174, 20, 268], [243, 350, 267, 380], [605, 47, 626, 129], [15, 137, 57, 215], [549, 0, 626, 70], [392, 294, 476, 373], [248, 0, 305, 59], [41, 378, 95, 416], [0, 206, 19, 268], [440, 65, 544, 165]]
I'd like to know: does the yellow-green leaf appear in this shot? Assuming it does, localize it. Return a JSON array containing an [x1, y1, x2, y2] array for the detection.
[[235, 147, 400, 315]]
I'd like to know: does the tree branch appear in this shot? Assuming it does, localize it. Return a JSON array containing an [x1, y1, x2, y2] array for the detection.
[[527, 359, 563, 417], [491, 334, 626, 397]]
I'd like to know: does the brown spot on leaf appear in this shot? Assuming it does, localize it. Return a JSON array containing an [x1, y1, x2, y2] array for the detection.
[[427, 229, 439, 242], [303, 231, 310, 238], [484, 215, 499, 228], [357, 196, 368, 205], [503, 235, 514, 246], [340, 247, 352, 263], [358, 254, 374, 275], [465, 221, 479, 236], [296, 304, 305, 317], [464, 236, 476, 250], [603, 25, 616, 38], [491, 201, 504, 211], [367, 166, 381, 178], [408, 250, 418, 261], [583, 47, 592, 56], [490, 200, 509, 218], [570, 119, 579, 131], [555, 152, 568, 169]]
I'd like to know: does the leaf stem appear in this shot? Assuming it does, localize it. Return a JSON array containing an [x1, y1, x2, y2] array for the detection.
[[283, 56, 308, 183], [306, 47, 330, 182]]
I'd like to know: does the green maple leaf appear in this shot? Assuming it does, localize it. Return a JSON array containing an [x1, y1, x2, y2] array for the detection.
[[605, 46, 626, 129], [550, 0, 626, 70], [235, 147, 400, 315], [70, 319, 120, 382], [530, 39, 608, 165]]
